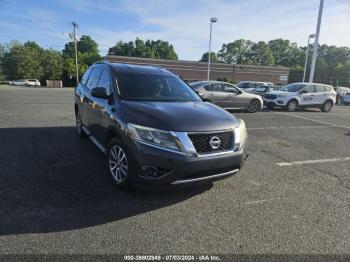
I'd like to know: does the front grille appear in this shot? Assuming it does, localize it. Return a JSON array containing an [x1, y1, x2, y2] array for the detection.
[[188, 131, 233, 154], [264, 94, 277, 99]]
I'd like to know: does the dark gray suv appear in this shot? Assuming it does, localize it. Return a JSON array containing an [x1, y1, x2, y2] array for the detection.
[[75, 62, 248, 189]]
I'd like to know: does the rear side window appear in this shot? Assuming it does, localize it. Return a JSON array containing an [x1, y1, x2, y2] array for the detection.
[[86, 68, 102, 89], [315, 85, 325, 92], [81, 68, 93, 86], [97, 69, 111, 93], [324, 86, 333, 92], [303, 85, 316, 93], [210, 83, 224, 92]]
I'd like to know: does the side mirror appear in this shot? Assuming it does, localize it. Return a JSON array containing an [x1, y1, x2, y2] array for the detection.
[[91, 87, 109, 99]]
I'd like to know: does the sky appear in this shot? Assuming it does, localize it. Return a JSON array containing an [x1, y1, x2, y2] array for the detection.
[[0, 0, 349, 60]]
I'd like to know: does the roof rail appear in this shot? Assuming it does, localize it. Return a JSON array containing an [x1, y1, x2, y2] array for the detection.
[[93, 60, 110, 65]]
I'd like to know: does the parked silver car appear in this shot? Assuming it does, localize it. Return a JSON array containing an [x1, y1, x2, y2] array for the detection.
[[190, 81, 263, 113]]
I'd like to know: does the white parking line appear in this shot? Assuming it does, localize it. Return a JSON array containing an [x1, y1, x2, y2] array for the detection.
[[273, 112, 350, 129], [247, 125, 331, 130], [277, 157, 350, 166]]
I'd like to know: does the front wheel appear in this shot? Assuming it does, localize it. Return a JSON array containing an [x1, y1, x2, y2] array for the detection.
[[75, 110, 87, 138], [321, 100, 333, 112], [247, 100, 260, 113], [286, 100, 298, 112], [107, 138, 133, 189]]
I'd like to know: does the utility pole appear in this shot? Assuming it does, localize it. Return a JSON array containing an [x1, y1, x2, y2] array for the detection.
[[72, 21, 79, 84], [309, 0, 324, 83]]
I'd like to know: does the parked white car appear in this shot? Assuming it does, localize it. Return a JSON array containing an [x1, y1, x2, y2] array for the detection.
[[10, 79, 41, 86], [263, 82, 336, 112], [236, 81, 273, 93]]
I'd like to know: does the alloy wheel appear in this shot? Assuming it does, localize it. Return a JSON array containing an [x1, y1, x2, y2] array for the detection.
[[324, 102, 332, 112], [76, 111, 82, 134], [248, 100, 259, 113], [109, 146, 128, 183], [288, 101, 297, 111]]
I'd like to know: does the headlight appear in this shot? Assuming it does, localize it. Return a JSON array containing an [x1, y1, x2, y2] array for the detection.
[[127, 124, 181, 152], [234, 119, 248, 151]]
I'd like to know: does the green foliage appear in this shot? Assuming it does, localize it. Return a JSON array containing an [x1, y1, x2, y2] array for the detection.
[[108, 38, 178, 60], [218, 39, 254, 64], [268, 39, 304, 67], [199, 52, 221, 63], [62, 35, 101, 84], [217, 39, 275, 66], [251, 41, 275, 66], [334, 60, 350, 86], [2, 42, 43, 80], [41, 49, 63, 80]]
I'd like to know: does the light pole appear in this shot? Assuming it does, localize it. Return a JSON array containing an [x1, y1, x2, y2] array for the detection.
[[309, 0, 324, 83], [302, 34, 316, 82], [207, 17, 218, 82]]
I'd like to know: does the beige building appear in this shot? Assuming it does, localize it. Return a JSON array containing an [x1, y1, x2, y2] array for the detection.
[[106, 55, 289, 85]]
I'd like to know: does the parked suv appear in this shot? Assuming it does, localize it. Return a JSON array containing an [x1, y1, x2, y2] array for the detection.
[[190, 81, 263, 113], [236, 81, 273, 92], [263, 82, 336, 112], [75, 62, 248, 189]]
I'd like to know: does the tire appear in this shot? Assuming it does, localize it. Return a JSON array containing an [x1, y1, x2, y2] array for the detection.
[[75, 109, 87, 138], [107, 138, 134, 189], [247, 99, 260, 113], [321, 100, 333, 112], [286, 99, 298, 112]]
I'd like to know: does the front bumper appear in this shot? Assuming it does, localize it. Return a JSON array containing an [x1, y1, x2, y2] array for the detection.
[[127, 139, 248, 188], [263, 99, 286, 107]]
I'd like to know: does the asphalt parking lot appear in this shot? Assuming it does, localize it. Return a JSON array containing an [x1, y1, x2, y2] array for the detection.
[[0, 85, 350, 254]]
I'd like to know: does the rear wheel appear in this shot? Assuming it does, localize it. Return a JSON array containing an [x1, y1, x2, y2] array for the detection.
[[247, 99, 260, 113], [286, 100, 298, 112], [321, 100, 333, 112]]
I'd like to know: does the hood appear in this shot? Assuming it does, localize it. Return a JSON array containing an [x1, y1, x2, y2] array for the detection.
[[121, 101, 239, 132], [266, 91, 295, 95], [241, 90, 263, 99]]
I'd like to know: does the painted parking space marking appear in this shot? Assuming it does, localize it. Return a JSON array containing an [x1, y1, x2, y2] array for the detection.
[[247, 125, 331, 130], [277, 157, 350, 167], [273, 112, 350, 129]]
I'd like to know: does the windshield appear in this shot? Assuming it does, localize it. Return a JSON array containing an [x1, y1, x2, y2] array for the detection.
[[236, 82, 249, 89], [116, 73, 202, 102], [280, 83, 307, 92]]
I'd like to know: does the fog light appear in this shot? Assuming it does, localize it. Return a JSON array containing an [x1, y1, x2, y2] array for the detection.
[[142, 166, 158, 177]]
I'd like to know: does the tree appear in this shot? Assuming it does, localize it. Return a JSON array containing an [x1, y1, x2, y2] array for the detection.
[[268, 39, 303, 67], [41, 49, 63, 80], [108, 41, 135, 57], [249, 41, 275, 66], [335, 60, 350, 87], [218, 39, 254, 64], [199, 52, 221, 63], [108, 38, 178, 60], [2, 42, 43, 80], [62, 35, 101, 84]]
